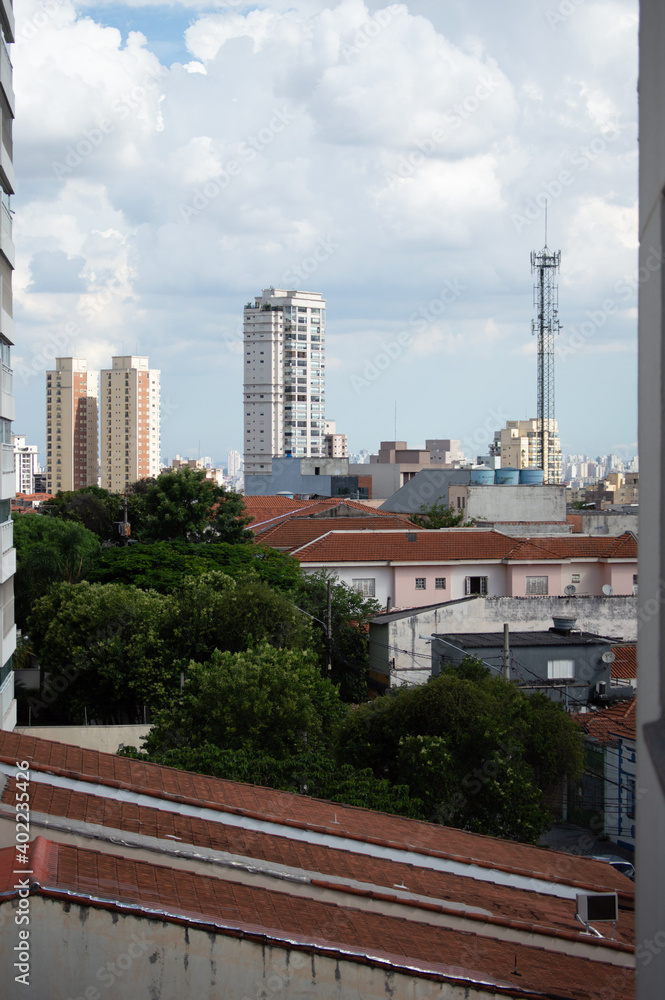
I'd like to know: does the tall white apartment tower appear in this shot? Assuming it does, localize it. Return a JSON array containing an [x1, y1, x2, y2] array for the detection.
[[12, 435, 39, 494], [243, 288, 326, 477], [100, 356, 160, 491], [0, 0, 16, 731], [45, 358, 99, 493]]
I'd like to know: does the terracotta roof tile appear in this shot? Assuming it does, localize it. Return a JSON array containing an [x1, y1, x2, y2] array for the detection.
[[612, 645, 637, 680], [574, 699, 636, 742], [256, 516, 423, 549], [292, 530, 638, 563], [0, 838, 633, 1000]]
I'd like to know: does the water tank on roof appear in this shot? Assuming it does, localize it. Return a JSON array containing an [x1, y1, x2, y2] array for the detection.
[[470, 467, 495, 485], [495, 467, 520, 486], [519, 468, 544, 485]]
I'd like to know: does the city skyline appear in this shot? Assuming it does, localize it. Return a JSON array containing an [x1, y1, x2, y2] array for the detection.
[[10, 0, 638, 465]]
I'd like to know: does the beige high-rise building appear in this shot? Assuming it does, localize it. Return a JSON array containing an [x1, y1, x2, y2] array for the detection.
[[100, 356, 160, 492], [45, 358, 99, 494], [491, 418, 563, 484], [243, 288, 326, 477]]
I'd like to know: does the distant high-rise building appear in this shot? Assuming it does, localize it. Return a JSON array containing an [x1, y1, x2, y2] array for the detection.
[[227, 449, 241, 478], [100, 356, 160, 492], [491, 418, 563, 484], [243, 288, 326, 478], [46, 358, 98, 494], [12, 435, 39, 494], [323, 420, 347, 458]]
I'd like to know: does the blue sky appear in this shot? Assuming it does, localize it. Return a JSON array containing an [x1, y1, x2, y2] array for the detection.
[[12, 0, 639, 467]]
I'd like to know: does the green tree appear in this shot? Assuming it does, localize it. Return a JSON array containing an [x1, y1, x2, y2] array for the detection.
[[40, 486, 122, 539], [119, 743, 423, 819], [13, 515, 101, 629], [409, 501, 467, 528], [293, 571, 381, 700], [87, 540, 302, 593], [27, 581, 173, 724], [138, 468, 252, 542], [144, 644, 344, 759], [334, 659, 584, 842], [159, 573, 313, 665]]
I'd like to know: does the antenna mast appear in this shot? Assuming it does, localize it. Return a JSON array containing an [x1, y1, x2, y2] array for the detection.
[[530, 213, 561, 485]]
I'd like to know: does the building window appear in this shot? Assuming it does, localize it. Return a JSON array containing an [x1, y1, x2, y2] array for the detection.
[[526, 576, 548, 595], [626, 777, 636, 820], [572, 574, 581, 583], [547, 659, 575, 680], [435, 578, 446, 590], [465, 576, 488, 596], [415, 578, 426, 590], [352, 578, 375, 597]]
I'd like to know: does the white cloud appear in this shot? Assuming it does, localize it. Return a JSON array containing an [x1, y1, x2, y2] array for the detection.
[[11, 0, 639, 460]]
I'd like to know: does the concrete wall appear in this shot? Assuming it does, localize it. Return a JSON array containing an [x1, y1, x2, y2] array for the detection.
[[577, 513, 639, 536], [369, 595, 637, 687], [14, 725, 152, 754], [1, 896, 492, 1000], [637, 5, 665, 994], [451, 485, 567, 524]]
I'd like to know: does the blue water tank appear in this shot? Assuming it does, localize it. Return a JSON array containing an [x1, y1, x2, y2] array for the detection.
[[495, 467, 520, 486], [470, 467, 495, 485], [519, 468, 545, 485]]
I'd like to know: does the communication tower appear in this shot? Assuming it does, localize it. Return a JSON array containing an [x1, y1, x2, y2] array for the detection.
[[531, 220, 561, 484]]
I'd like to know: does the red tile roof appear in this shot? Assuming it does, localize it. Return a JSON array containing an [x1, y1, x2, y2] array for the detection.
[[575, 699, 636, 743], [0, 731, 635, 999], [244, 497, 395, 530], [0, 838, 634, 1000], [256, 516, 422, 550], [291, 530, 638, 564], [612, 646, 637, 680]]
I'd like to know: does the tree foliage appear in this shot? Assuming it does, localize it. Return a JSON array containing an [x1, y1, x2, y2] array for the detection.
[[86, 540, 302, 594], [119, 743, 423, 818], [13, 515, 101, 629], [334, 659, 584, 842], [144, 644, 344, 759], [293, 571, 381, 700], [27, 581, 172, 724], [137, 468, 253, 542], [409, 501, 467, 528]]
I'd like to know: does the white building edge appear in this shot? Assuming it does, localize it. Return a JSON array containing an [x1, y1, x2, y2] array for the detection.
[[0, 0, 16, 731]]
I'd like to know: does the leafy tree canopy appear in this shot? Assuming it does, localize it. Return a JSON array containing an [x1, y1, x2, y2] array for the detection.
[[119, 743, 423, 819], [86, 540, 302, 593], [13, 515, 101, 629], [144, 644, 345, 759], [334, 658, 584, 842], [137, 468, 252, 542], [409, 501, 467, 528], [27, 581, 172, 724], [293, 571, 382, 701]]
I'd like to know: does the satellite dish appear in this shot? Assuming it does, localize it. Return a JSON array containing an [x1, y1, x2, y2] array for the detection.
[[602, 584, 613, 596], [602, 651, 616, 664], [564, 585, 577, 596]]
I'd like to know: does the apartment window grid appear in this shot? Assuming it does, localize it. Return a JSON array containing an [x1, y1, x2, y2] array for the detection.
[[525, 576, 548, 596], [415, 578, 426, 590], [435, 578, 446, 590]]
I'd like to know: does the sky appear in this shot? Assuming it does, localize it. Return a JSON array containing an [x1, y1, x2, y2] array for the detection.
[[11, 0, 639, 467]]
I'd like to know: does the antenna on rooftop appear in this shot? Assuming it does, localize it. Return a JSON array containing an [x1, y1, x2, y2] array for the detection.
[[531, 212, 561, 485]]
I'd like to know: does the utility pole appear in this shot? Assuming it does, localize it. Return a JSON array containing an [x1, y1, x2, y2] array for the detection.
[[503, 623, 510, 681], [326, 578, 333, 679]]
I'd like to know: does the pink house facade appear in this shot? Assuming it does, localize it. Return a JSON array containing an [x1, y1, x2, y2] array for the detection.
[[292, 529, 637, 609]]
